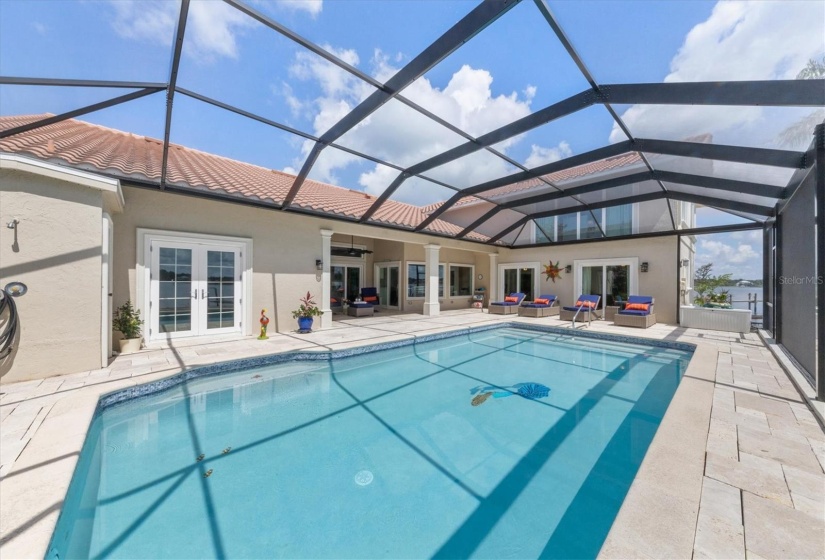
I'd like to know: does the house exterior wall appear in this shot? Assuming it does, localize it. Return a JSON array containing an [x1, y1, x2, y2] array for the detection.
[[399, 244, 488, 313], [112, 186, 495, 336], [0, 169, 104, 382], [495, 236, 679, 323]]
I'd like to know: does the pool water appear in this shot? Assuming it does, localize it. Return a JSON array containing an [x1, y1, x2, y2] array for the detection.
[[49, 327, 692, 559]]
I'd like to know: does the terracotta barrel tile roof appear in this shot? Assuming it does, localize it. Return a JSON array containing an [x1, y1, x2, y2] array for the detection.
[[0, 114, 490, 241], [447, 151, 644, 210]]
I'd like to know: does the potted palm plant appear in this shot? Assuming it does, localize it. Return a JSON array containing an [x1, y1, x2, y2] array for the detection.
[[292, 291, 323, 333], [113, 300, 143, 354]]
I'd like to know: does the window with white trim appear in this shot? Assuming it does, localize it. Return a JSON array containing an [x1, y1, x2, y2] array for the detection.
[[449, 265, 474, 296], [407, 262, 444, 298]]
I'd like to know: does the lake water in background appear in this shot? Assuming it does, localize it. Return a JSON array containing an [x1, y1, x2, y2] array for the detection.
[[719, 286, 763, 315]]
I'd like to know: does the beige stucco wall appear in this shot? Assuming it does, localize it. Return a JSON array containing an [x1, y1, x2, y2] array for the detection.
[[112, 187, 496, 336], [495, 236, 680, 323], [0, 169, 104, 383]]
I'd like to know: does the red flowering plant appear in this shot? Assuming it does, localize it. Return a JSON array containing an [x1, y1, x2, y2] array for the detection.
[[291, 291, 323, 319]]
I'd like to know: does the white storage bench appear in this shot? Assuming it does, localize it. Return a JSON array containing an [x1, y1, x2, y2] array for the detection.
[[680, 306, 752, 333]]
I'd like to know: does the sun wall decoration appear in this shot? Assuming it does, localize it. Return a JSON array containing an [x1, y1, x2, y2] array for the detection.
[[544, 261, 563, 282]]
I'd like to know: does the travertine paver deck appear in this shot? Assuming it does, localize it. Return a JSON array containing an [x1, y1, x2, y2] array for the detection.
[[1, 310, 823, 559]]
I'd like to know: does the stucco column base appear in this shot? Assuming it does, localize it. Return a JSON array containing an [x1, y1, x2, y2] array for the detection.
[[423, 243, 440, 317]]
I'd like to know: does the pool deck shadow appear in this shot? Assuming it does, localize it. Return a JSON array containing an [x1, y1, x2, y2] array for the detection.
[[1, 311, 823, 559]]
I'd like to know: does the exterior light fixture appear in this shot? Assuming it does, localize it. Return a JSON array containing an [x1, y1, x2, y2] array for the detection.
[[680, 259, 690, 267], [564, 265, 572, 273], [640, 262, 649, 273], [315, 259, 323, 271]]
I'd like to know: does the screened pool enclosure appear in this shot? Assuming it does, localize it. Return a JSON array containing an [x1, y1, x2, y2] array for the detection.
[[0, 1, 823, 391]]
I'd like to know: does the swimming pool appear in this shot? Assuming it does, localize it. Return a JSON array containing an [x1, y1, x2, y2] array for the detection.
[[49, 325, 693, 559]]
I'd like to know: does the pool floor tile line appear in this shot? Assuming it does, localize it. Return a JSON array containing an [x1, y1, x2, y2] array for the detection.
[[0, 311, 823, 559]]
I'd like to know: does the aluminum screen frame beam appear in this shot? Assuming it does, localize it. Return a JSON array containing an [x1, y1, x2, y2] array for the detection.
[[281, 0, 522, 208], [0, 87, 164, 139], [482, 190, 774, 242], [0, 77, 168, 89], [517, 221, 763, 248], [533, 0, 676, 229], [159, 0, 190, 190], [493, 170, 782, 211], [637, 139, 806, 169], [815, 123, 825, 400], [597, 80, 825, 107]]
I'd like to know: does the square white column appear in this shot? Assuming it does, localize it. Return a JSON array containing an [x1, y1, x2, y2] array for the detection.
[[320, 229, 333, 329], [489, 253, 498, 303], [423, 243, 440, 316]]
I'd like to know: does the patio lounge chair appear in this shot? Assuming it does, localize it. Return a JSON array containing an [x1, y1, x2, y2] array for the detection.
[[518, 295, 559, 318], [560, 294, 601, 327], [330, 296, 343, 313], [489, 292, 526, 315], [613, 296, 656, 328], [359, 287, 379, 308]]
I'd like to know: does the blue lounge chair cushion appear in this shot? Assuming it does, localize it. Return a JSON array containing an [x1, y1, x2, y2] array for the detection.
[[618, 295, 655, 316], [524, 294, 557, 308], [617, 309, 650, 316], [491, 292, 526, 306], [562, 294, 600, 312]]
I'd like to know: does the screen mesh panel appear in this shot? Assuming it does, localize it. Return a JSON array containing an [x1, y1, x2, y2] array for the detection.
[[778, 172, 816, 378]]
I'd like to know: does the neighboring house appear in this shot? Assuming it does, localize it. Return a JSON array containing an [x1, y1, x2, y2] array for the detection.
[[0, 115, 695, 382]]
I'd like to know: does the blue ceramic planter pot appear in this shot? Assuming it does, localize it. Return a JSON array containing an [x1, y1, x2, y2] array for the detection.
[[297, 317, 314, 332]]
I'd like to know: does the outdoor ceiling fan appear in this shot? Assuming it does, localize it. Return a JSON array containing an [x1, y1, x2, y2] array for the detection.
[[346, 235, 373, 257]]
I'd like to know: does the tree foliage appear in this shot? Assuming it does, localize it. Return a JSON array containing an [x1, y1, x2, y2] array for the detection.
[[694, 263, 732, 307], [779, 56, 825, 148]]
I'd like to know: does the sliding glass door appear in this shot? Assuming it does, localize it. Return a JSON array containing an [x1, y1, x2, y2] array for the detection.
[[500, 264, 538, 300], [376, 263, 400, 308], [332, 265, 363, 303], [577, 259, 636, 311]]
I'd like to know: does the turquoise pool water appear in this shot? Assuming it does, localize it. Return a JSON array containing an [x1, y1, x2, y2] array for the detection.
[[49, 327, 692, 559]]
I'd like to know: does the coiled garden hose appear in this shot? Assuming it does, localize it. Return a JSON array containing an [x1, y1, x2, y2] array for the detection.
[[0, 290, 19, 359]]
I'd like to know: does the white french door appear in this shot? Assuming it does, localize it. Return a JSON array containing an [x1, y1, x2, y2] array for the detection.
[[150, 242, 242, 339]]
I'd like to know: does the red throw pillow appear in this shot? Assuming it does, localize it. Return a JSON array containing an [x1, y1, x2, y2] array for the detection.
[[575, 300, 596, 308], [534, 298, 550, 305], [626, 303, 650, 311], [363, 296, 378, 302], [331, 297, 338, 304], [504, 296, 519, 303]]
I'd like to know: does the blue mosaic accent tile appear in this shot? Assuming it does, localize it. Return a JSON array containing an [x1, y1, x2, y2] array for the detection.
[[96, 323, 695, 413]]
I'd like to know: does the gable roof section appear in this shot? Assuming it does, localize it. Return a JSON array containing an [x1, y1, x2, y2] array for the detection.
[[0, 115, 488, 242]]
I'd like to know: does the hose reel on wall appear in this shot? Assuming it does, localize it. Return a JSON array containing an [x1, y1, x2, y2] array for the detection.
[[0, 282, 25, 359]]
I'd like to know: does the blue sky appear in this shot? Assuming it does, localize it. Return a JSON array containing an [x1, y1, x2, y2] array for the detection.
[[1, 0, 822, 276]]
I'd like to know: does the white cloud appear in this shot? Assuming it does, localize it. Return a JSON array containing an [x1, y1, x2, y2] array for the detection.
[[32, 22, 47, 35], [275, 0, 322, 17], [285, 51, 559, 204], [696, 238, 760, 277], [109, 0, 256, 63], [524, 141, 572, 168], [609, 1, 825, 149], [729, 230, 762, 242]]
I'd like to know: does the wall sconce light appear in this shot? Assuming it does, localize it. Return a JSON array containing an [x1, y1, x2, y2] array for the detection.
[[640, 262, 649, 273], [564, 265, 572, 273], [680, 259, 690, 268], [315, 259, 323, 271]]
